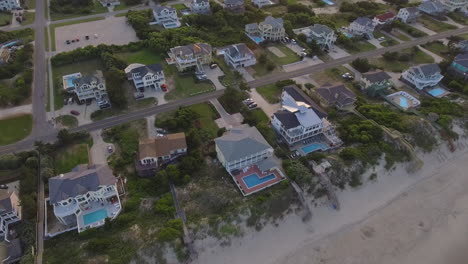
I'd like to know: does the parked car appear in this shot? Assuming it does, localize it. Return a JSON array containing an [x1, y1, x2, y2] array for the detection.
[[0, 185, 8, 190], [76, 38, 80, 42], [65, 40, 70, 45], [161, 84, 168, 92], [64, 98, 68, 105], [248, 103, 258, 109], [71, 39, 76, 43], [107, 145, 113, 153], [70, 110, 80, 116], [85, 35, 90, 40], [156, 128, 167, 134], [210, 63, 218, 69], [377, 37, 385, 42]]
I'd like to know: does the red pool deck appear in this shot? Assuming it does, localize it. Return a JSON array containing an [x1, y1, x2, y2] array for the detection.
[[233, 165, 284, 196]]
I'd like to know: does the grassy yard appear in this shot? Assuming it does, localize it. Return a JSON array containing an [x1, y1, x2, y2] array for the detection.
[[256, 84, 282, 104], [0, 114, 32, 146], [115, 49, 163, 65], [50, 16, 105, 51], [447, 12, 468, 25], [418, 15, 458, 32], [250, 108, 269, 124], [164, 65, 215, 101], [56, 115, 78, 128], [52, 59, 104, 110], [421, 41, 451, 60], [50, 0, 108, 21], [394, 22, 428, 38], [265, 44, 300, 65], [341, 40, 376, 54], [187, 103, 219, 138], [171, 3, 187, 11], [263, 5, 287, 16], [312, 66, 350, 86], [459, 33, 468, 40], [25, 0, 36, 9], [20, 11, 35, 26], [0, 12, 11, 26], [391, 31, 411, 41], [371, 47, 434, 72], [380, 38, 398, 47], [44, 27, 49, 51], [54, 143, 90, 174]]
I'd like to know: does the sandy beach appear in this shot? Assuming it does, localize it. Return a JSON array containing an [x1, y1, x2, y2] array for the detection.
[[193, 135, 468, 264]]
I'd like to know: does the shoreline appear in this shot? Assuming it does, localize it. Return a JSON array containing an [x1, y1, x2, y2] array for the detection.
[[193, 135, 468, 264]]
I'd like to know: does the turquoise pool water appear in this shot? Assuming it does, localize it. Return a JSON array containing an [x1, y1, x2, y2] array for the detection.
[[399, 97, 408, 108], [247, 35, 264, 44], [302, 143, 328, 154], [428, 88, 446, 97], [322, 0, 334, 5], [243, 173, 276, 188], [83, 209, 107, 226], [66, 77, 76, 88]]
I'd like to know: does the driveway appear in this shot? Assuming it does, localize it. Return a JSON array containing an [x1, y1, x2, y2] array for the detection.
[[204, 66, 226, 90], [0, 104, 32, 119], [343, 64, 362, 81], [55, 16, 138, 52], [146, 115, 158, 137], [417, 45, 444, 63], [50, 102, 100, 127], [412, 22, 437, 36], [90, 130, 113, 165], [237, 67, 255, 82], [328, 46, 350, 59], [293, 74, 319, 87], [210, 98, 243, 129], [282, 57, 324, 72], [249, 88, 280, 118], [368, 38, 383, 49]]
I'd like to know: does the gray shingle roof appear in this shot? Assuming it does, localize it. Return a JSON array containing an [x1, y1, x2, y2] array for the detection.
[[224, 0, 243, 5], [170, 43, 212, 57], [215, 126, 272, 163], [419, 0, 445, 13], [415, 63, 441, 76], [353, 17, 374, 27], [130, 63, 163, 76], [48, 165, 117, 204], [315, 84, 356, 107], [405, 7, 420, 15], [310, 24, 333, 35], [362, 71, 392, 83], [274, 110, 300, 129], [262, 16, 284, 29], [283, 85, 327, 118], [226, 43, 254, 58], [453, 53, 468, 68], [0, 192, 13, 214], [73, 75, 101, 88], [154, 6, 176, 15]]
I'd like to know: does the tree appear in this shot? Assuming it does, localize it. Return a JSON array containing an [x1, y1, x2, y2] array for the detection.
[[104, 69, 128, 109], [351, 58, 373, 73]]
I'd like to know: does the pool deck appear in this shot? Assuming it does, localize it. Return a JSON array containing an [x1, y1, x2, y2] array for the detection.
[[76, 198, 121, 233], [233, 165, 285, 196]]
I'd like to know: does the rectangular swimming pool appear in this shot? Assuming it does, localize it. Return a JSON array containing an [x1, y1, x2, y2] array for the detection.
[[243, 173, 276, 188], [427, 88, 446, 97], [247, 34, 264, 44], [322, 0, 334, 5], [83, 209, 108, 226], [302, 143, 328, 154], [399, 97, 408, 108]]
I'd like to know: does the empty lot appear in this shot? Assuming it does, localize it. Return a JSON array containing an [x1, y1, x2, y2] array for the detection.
[[55, 16, 139, 53]]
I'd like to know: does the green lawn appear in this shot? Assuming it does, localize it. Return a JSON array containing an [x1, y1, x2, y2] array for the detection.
[[115, 49, 163, 65], [186, 103, 219, 138], [372, 48, 434, 72], [341, 40, 377, 54], [21, 11, 36, 26], [391, 31, 411, 41], [421, 41, 451, 59], [54, 143, 89, 174], [50, 0, 108, 21], [171, 3, 187, 11], [50, 16, 105, 51], [418, 15, 458, 32], [25, 0, 36, 9], [394, 22, 428, 38], [164, 65, 215, 101], [266, 44, 301, 65], [380, 38, 398, 47], [312, 66, 351, 86], [0, 114, 32, 146], [52, 59, 104, 110], [0, 12, 11, 26], [250, 108, 269, 124], [447, 12, 468, 25], [56, 115, 78, 128], [256, 84, 282, 104], [459, 33, 468, 40], [44, 26, 49, 52], [250, 63, 276, 78]]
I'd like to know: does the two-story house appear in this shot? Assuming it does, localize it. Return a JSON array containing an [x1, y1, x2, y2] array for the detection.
[[360, 71, 393, 97], [245, 16, 286, 42], [215, 126, 274, 173], [127, 63, 165, 92], [137, 133, 187, 177], [457, 39, 468, 53], [348, 17, 376, 39], [315, 84, 357, 109], [439, 0, 467, 12], [373, 11, 396, 27], [293, 24, 336, 50], [419, 0, 446, 16], [271, 85, 328, 146], [48, 165, 121, 233], [71, 73, 108, 103], [397, 7, 421, 23], [152, 6, 181, 29], [224, 0, 245, 13], [191, 0, 211, 14], [223, 43, 257, 68], [252, 0, 273, 8], [401, 64, 444, 90], [0, 0, 20, 11], [0, 190, 21, 241], [449, 53, 468, 80], [168, 43, 213, 72]]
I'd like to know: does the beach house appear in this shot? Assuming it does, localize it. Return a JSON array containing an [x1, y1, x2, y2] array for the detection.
[[397, 7, 421, 23], [0, 190, 21, 241], [152, 6, 181, 29], [252, 0, 273, 8], [245, 16, 286, 42], [348, 17, 376, 39], [223, 43, 257, 68], [373, 12, 396, 27], [136, 133, 187, 177], [70, 73, 108, 104], [449, 53, 468, 80], [293, 24, 336, 50], [401, 64, 444, 90], [126, 63, 165, 92], [439, 0, 467, 12], [418, 0, 446, 16], [0, 0, 20, 11], [360, 71, 393, 97], [315, 84, 357, 109], [223, 0, 245, 13], [457, 40, 468, 53], [168, 43, 213, 72], [191, 0, 211, 14], [48, 165, 122, 233]]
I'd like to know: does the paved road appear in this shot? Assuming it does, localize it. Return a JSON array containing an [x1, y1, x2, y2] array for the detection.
[[247, 26, 468, 88]]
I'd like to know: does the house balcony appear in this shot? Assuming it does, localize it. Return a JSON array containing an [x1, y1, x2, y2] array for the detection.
[[53, 200, 80, 218]]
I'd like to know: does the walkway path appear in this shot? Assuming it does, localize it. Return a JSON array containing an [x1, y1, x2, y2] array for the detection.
[[417, 45, 445, 63], [0, 104, 32, 119], [90, 129, 113, 165], [210, 98, 242, 129], [412, 22, 438, 35]]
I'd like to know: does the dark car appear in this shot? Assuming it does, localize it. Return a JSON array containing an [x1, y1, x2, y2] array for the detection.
[[66, 40, 71, 45], [0, 185, 8, 189], [70, 110, 80, 116], [85, 35, 90, 40], [71, 39, 76, 43]]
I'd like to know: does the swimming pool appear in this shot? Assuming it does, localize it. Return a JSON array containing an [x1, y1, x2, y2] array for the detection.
[[66, 77, 77, 88], [247, 34, 264, 44], [243, 173, 276, 188], [427, 88, 446, 97], [302, 143, 328, 154], [399, 97, 408, 109], [83, 209, 108, 226], [322, 0, 334, 5]]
